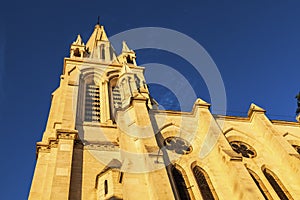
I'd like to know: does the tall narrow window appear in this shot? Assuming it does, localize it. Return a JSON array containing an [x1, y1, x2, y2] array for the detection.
[[192, 166, 217, 200], [104, 180, 108, 195], [84, 83, 100, 122], [247, 168, 272, 200], [171, 166, 191, 200], [262, 168, 293, 200], [109, 77, 121, 122], [100, 44, 105, 59]]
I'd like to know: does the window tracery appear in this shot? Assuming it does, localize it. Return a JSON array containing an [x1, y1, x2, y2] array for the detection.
[[164, 137, 192, 155], [230, 141, 256, 158], [192, 166, 217, 200], [263, 168, 292, 200], [247, 168, 272, 200], [172, 166, 191, 200]]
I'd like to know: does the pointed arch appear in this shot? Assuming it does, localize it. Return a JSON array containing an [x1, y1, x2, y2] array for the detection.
[[157, 123, 179, 133], [262, 166, 293, 200], [192, 165, 218, 200], [246, 168, 272, 200], [84, 79, 100, 122], [171, 165, 191, 200], [158, 123, 193, 140], [100, 44, 105, 59], [77, 70, 103, 123], [108, 75, 121, 122]]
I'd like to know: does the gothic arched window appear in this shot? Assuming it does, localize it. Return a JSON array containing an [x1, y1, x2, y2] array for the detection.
[[192, 166, 217, 200], [84, 80, 100, 122], [100, 44, 105, 59], [108, 77, 121, 122], [247, 168, 272, 200], [104, 180, 108, 195], [171, 166, 191, 200], [262, 168, 293, 200]]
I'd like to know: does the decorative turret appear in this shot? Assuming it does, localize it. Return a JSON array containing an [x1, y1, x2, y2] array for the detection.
[[117, 63, 139, 108], [70, 23, 117, 62], [70, 34, 85, 58], [117, 41, 137, 65]]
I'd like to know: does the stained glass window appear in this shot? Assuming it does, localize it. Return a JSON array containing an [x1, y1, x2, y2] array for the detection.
[[263, 168, 292, 200], [247, 168, 271, 200], [192, 166, 217, 200], [172, 166, 191, 200]]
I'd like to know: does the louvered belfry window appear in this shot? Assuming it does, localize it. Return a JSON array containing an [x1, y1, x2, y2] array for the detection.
[[192, 166, 216, 200], [84, 83, 100, 122], [109, 77, 122, 122], [112, 85, 122, 110]]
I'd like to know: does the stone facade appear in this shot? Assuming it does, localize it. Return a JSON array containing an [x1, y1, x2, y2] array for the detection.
[[29, 23, 300, 200]]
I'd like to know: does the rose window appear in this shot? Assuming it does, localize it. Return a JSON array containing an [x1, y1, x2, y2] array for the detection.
[[164, 137, 192, 155], [230, 141, 256, 158]]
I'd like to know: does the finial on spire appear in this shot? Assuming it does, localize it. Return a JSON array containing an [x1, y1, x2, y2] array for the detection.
[[97, 16, 100, 25]]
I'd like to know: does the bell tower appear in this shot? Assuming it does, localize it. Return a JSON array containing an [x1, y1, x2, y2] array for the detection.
[[29, 23, 174, 200], [29, 21, 300, 200]]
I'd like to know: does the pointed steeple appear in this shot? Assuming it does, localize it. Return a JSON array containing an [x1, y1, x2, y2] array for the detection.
[[83, 22, 117, 62], [122, 41, 132, 53], [86, 23, 109, 53], [70, 34, 85, 58], [117, 41, 137, 66], [73, 34, 84, 45]]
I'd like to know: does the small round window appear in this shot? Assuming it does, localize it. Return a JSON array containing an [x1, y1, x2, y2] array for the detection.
[[164, 136, 192, 155], [230, 141, 257, 158]]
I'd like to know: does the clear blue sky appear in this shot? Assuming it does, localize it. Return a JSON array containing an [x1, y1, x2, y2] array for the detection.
[[1, 1, 300, 199]]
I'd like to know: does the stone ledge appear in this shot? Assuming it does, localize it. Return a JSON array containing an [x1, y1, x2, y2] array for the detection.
[[56, 129, 78, 140]]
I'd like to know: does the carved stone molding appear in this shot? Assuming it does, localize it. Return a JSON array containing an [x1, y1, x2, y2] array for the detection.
[[56, 129, 78, 140], [83, 142, 120, 151]]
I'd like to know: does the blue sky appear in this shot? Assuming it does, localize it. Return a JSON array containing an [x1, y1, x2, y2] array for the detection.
[[1, 0, 300, 199]]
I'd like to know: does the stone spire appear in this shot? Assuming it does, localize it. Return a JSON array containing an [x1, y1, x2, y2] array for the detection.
[[83, 23, 117, 61], [70, 34, 85, 58], [117, 41, 137, 65], [86, 24, 109, 53], [122, 41, 132, 53]]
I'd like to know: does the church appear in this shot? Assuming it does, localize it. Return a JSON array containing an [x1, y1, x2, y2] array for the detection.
[[29, 23, 300, 200]]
